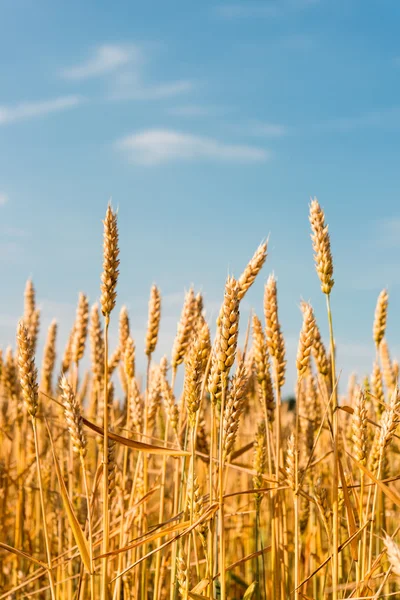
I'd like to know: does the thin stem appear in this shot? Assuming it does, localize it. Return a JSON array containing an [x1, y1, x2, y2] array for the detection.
[[14, 419, 23, 583], [273, 360, 282, 600], [114, 377, 133, 600], [173, 420, 190, 600], [255, 506, 261, 600], [294, 380, 300, 600], [208, 401, 216, 600], [368, 452, 384, 574], [32, 417, 56, 600], [218, 377, 227, 600], [186, 428, 195, 600], [67, 437, 73, 600], [141, 355, 151, 600], [326, 292, 339, 600], [101, 315, 110, 600], [154, 420, 170, 597], [81, 455, 94, 600]]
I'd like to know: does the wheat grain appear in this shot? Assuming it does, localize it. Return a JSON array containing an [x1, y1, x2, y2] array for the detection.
[[253, 421, 267, 502], [296, 304, 315, 379], [351, 390, 367, 464], [264, 274, 286, 388], [119, 305, 130, 353], [222, 359, 249, 460], [171, 288, 196, 369], [40, 319, 57, 395], [184, 335, 204, 427], [89, 303, 104, 383], [252, 314, 275, 421], [309, 197, 334, 295], [145, 285, 161, 357], [100, 203, 119, 317], [237, 241, 268, 300], [60, 375, 86, 456], [16, 321, 38, 418], [373, 289, 389, 348], [124, 336, 135, 380], [72, 293, 89, 364]]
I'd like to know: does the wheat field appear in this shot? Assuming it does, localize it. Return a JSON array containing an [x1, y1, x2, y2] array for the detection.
[[0, 198, 399, 599]]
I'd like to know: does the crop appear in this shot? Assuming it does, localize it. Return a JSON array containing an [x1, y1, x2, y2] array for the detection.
[[1, 199, 400, 599]]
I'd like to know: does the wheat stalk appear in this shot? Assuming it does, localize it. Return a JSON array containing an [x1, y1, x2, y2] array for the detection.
[[17, 321, 56, 600], [100, 202, 119, 599]]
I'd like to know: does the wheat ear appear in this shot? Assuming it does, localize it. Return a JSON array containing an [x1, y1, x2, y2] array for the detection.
[[40, 319, 57, 396], [309, 197, 334, 295], [145, 285, 161, 357], [373, 289, 388, 348], [237, 241, 268, 300]]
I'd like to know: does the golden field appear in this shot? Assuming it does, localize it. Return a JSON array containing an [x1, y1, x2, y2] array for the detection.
[[0, 199, 399, 599]]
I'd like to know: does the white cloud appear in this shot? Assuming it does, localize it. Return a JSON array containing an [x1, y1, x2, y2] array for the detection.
[[116, 129, 270, 165], [61, 44, 140, 80], [61, 43, 194, 102], [0, 96, 83, 126], [0, 192, 8, 206], [110, 72, 194, 100]]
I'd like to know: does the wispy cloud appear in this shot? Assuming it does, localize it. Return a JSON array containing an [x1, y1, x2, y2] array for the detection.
[[116, 129, 269, 165], [61, 44, 140, 80], [215, 0, 319, 19], [110, 72, 194, 100], [0, 96, 83, 126], [62, 43, 194, 101], [0, 192, 8, 206]]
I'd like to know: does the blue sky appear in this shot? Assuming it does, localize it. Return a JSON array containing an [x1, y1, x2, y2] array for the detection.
[[1, 0, 400, 394]]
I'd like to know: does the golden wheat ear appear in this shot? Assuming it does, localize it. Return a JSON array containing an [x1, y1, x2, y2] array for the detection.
[[101, 202, 119, 318], [309, 197, 334, 295], [373, 289, 389, 348], [145, 284, 161, 357]]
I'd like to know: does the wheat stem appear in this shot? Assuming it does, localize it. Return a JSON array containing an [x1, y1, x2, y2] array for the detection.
[[101, 315, 110, 600], [32, 417, 57, 600]]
